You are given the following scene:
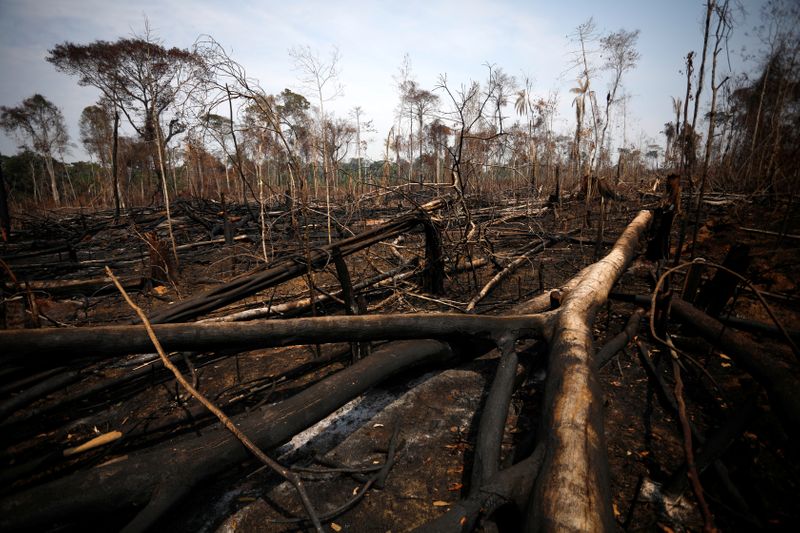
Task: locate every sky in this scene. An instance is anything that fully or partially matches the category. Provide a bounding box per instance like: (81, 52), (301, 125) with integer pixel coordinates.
(0, 0), (771, 162)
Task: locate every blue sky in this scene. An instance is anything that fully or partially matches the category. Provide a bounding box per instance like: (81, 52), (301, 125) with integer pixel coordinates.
(0, 0), (770, 161)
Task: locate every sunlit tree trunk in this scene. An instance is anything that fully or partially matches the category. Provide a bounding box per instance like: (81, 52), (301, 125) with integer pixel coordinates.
(44, 154), (60, 206)
(153, 112), (179, 271)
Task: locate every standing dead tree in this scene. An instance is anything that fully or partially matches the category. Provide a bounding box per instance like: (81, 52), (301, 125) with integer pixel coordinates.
(289, 45), (343, 244)
(595, 29), (640, 173)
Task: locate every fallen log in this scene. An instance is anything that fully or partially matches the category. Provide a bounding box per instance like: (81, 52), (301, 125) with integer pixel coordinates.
(415, 444), (545, 532)
(148, 198), (447, 323)
(739, 226), (800, 241)
(527, 209), (652, 532)
(205, 259), (419, 321)
(668, 297), (800, 438)
(466, 238), (555, 312)
(0, 208), (655, 532)
(0, 313), (548, 362)
(2, 276), (141, 297)
(596, 308), (645, 368)
(0, 339), (470, 532)
(470, 341), (520, 491)
(612, 292), (800, 440)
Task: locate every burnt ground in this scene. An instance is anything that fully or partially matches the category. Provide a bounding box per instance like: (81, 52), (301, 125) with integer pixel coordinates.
(1, 189), (799, 532)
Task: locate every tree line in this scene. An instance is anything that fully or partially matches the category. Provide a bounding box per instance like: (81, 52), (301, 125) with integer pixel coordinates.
(1, 1), (798, 216)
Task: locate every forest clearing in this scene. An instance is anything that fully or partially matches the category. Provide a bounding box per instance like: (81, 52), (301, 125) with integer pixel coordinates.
(1, 1), (799, 531)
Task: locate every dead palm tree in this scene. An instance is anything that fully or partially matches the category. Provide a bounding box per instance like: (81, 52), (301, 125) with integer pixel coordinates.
(671, 96), (682, 163)
(515, 83), (537, 188)
(571, 76), (590, 184)
(663, 121), (676, 165)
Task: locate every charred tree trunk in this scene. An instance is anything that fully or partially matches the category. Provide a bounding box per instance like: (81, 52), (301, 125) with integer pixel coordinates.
(0, 209), (656, 533)
(0, 314), (548, 362)
(0, 153), (11, 241)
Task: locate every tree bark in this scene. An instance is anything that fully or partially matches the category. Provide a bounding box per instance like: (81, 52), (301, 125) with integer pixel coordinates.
(0, 313), (548, 362)
(527, 210), (652, 532)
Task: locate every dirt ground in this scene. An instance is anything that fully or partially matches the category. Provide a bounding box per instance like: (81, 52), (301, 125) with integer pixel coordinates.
(1, 191), (799, 531)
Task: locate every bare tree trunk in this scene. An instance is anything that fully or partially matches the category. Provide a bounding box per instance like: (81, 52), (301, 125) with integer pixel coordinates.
(152, 118), (180, 271)
(30, 160), (38, 204)
(691, 1), (729, 258)
(112, 109), (121, 219)
(0, 153), (10, 239)
(407, 108), (414, 184)
(44, 154), (60, 206)
(748, 60), (770, 187)
(355, 108), (362, 192)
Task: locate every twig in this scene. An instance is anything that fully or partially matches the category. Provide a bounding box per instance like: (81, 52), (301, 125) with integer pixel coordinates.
(105, 266), (324, 532)
(271, 422), (403, 525)
(666, 333), (716, 533)
(465, 239), (550, 312)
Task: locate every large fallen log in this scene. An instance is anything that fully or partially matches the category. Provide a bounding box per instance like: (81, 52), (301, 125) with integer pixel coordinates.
(0, 313), (548, 362)
(610, 292), (800, 438)
(668, 297), (800, 438)
(526, 209), (652, 532)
